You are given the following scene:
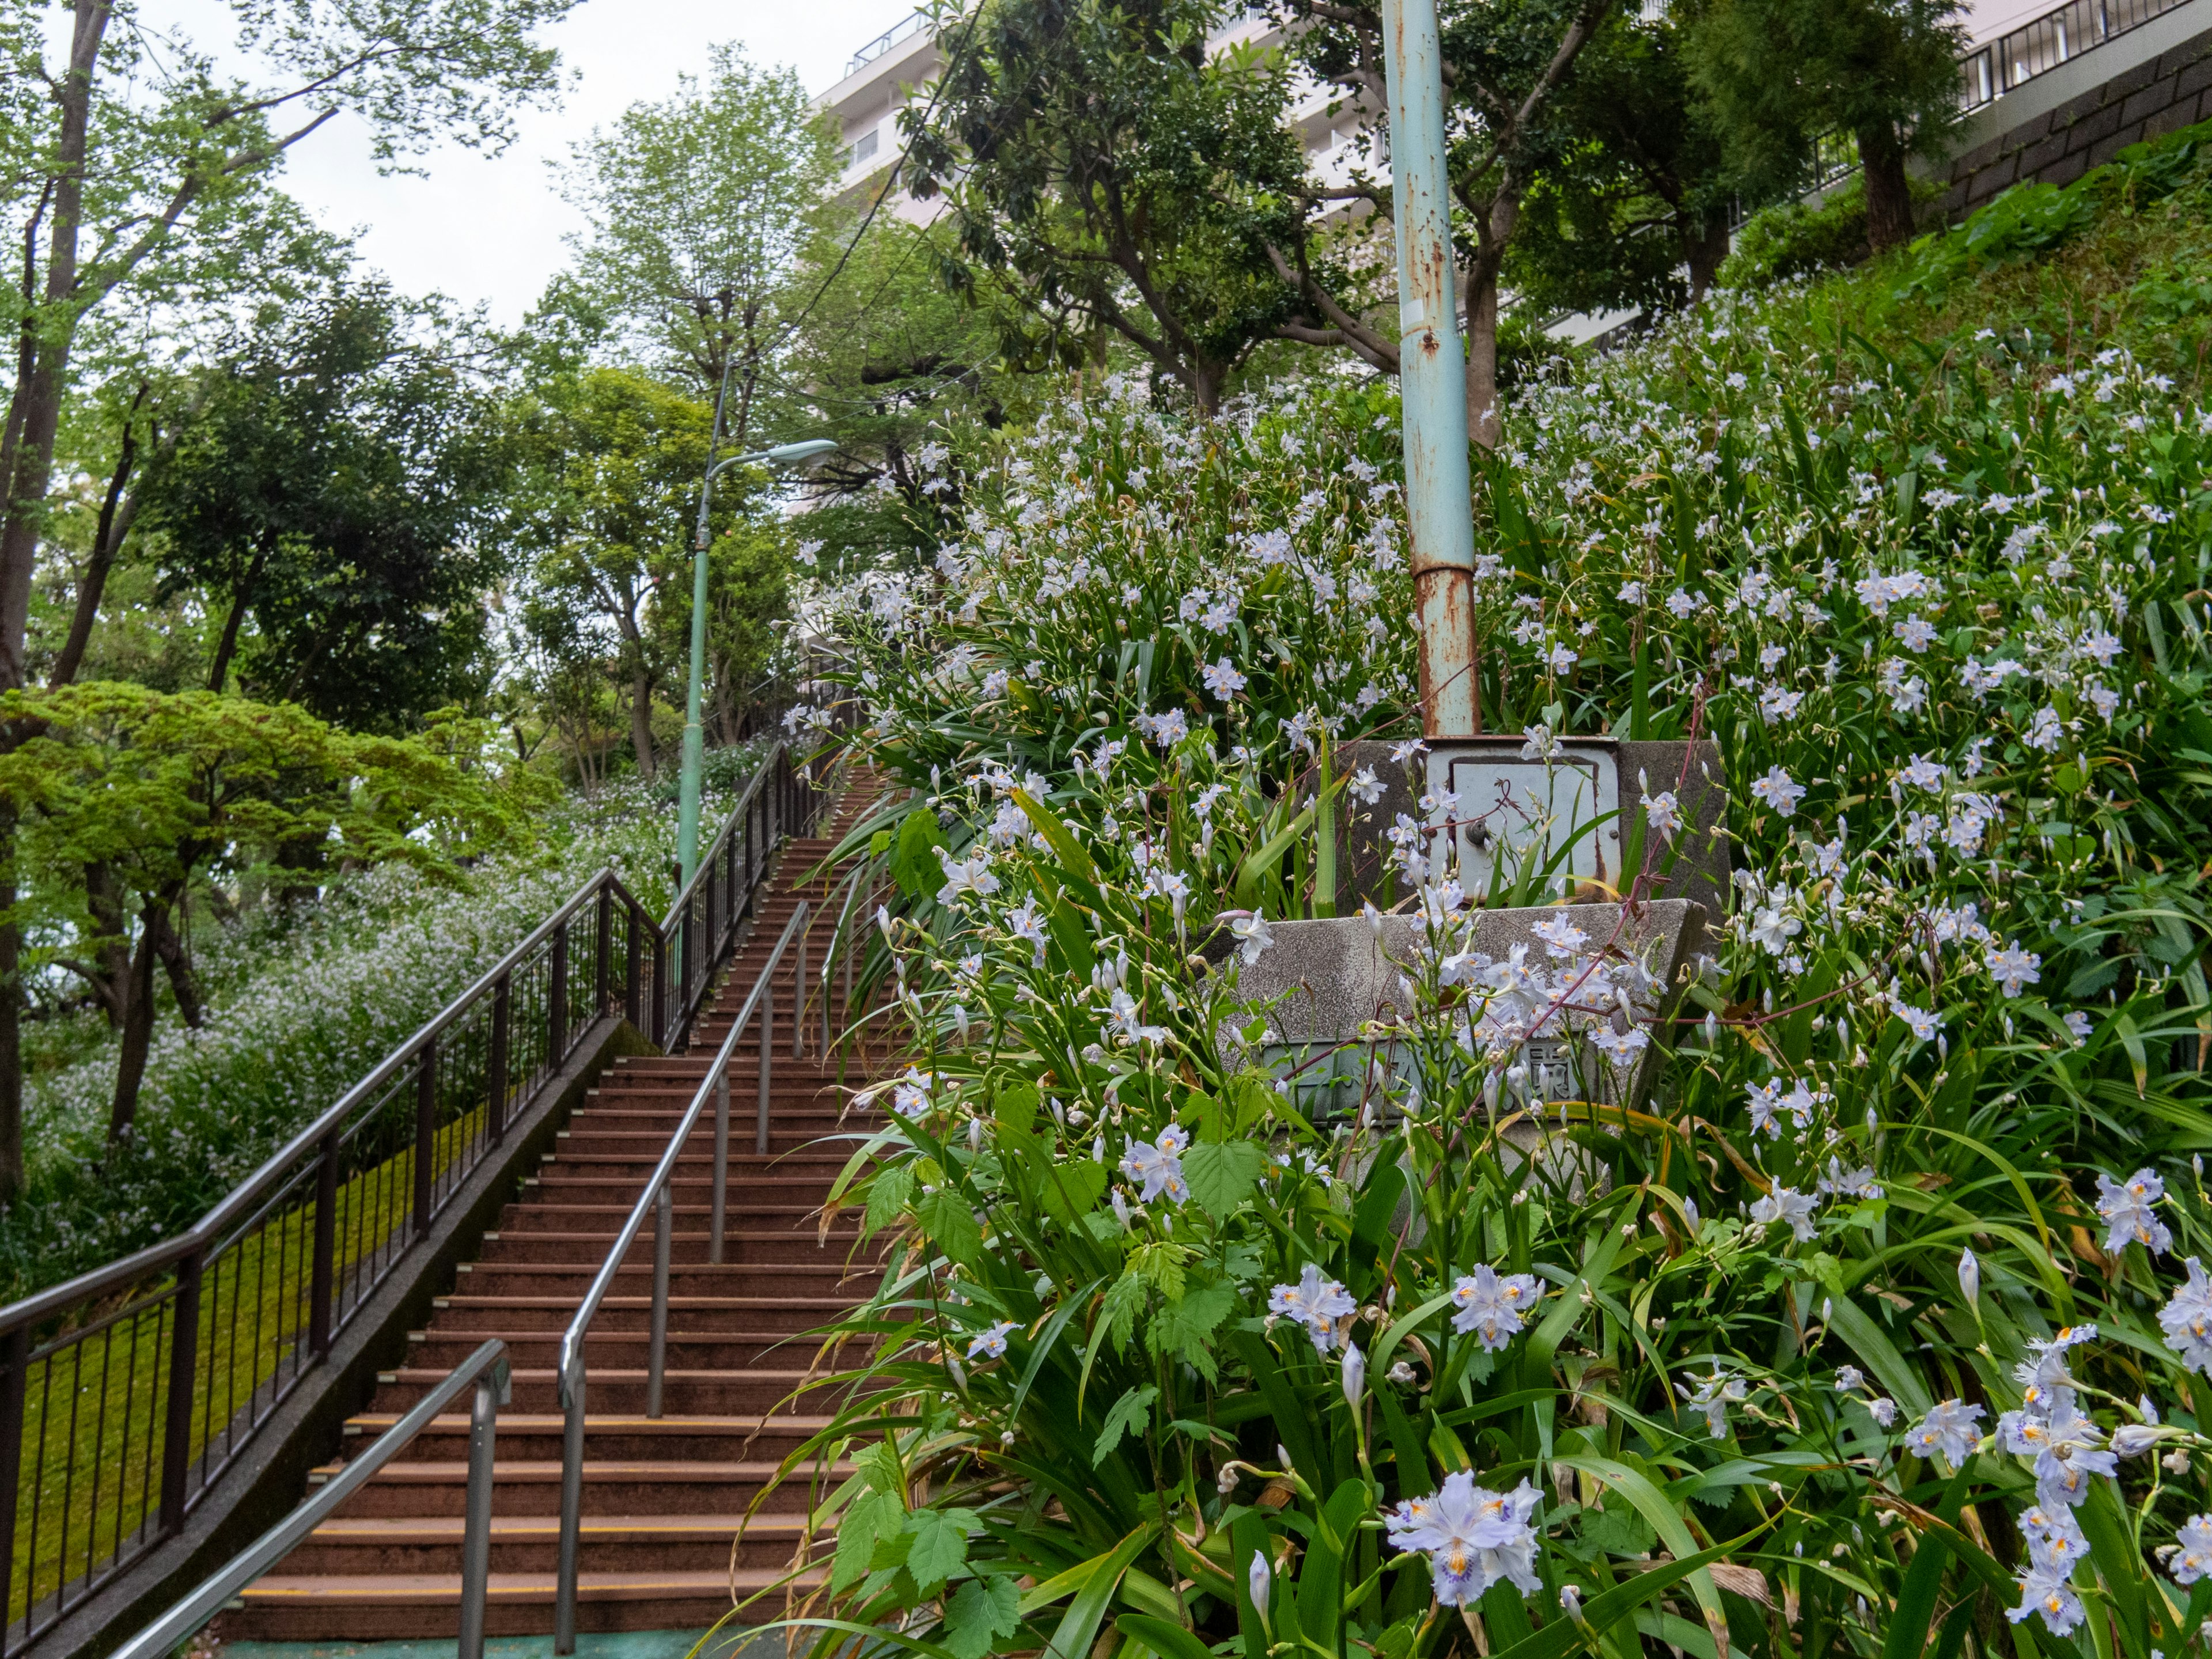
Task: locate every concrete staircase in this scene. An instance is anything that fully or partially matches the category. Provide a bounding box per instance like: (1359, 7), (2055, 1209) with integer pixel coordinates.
(222, 779), (893, 1641)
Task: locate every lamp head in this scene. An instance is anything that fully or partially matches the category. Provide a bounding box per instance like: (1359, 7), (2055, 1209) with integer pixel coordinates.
(765, 438), (839, 465)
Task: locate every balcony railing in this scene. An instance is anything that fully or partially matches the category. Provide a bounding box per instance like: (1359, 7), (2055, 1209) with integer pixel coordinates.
(1960, 0), (2194, 108)
(846, 10), (930, 78)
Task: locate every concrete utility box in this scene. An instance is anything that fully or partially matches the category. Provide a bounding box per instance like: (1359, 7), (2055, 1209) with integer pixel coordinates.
(1325, 737), (1729, 921)
(1213, 898), (1710, 1122)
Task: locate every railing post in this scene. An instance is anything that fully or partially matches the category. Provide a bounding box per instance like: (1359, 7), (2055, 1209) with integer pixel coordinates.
(457, 1362), (505, 1659)
(158, 1250), (204, 1535)
(704, 847), (719, 963)
(412, 1039), (438, 1236)
(724, 811), (738, 929)
(651, 929), (668, 1050)
(646, 1187), (672, 1419)
(756, 979), (774, 1157)
(681, 895), (699, 1031)
(0, 1323), (31, 1641)
(796, 926), (808, 1059)
(555, 1358), (585, 1655)
(594, 884), (612, 1014)
(487, 975), (512, 1143)
(550, 920), (571, 1060)
(309, 1126), (340, 1357)
(711, 1068), (730, 1266)
(625, 900), (643, 1031)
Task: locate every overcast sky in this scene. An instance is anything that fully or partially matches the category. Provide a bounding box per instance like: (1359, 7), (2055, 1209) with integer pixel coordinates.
(166, 0), (916, 328)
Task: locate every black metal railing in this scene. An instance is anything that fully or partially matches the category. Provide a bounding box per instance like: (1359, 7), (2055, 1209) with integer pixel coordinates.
(0, 739), (842, 1658)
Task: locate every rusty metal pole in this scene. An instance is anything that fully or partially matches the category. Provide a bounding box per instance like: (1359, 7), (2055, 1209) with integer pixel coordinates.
(1382, 0), (1480, 737)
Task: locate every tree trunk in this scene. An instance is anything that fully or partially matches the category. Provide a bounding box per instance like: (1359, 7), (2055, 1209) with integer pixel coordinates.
(1858, 122), (1916, 255)
(0, 829), (21, 1202)
(0, 2), (120, 1199)
(1685, 211), (1733, 304)
(106, 901), (162, 1147)
(207, 542), (269, 693)
(151, 903), (203, 1029)
(1191, 358), (1224, 418)
(1463, 271), (1501, 450)
(80, 859), (131, 1025)
(629, 671), (657, 779)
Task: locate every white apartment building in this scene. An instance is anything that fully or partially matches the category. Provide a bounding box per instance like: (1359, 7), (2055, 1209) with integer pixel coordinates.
(813, 7), (1374, 224)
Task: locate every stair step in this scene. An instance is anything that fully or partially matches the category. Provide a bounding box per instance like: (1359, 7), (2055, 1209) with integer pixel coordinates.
(230, 769), (895, 1642)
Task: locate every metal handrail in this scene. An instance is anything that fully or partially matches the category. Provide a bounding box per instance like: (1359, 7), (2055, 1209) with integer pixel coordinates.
(112, 1340), (512, 1659)
(552, 900), (815, 1655)
(0, 745), (815, 1659)
(0, 871), (652, 1333)
(659, 741), (787, 935)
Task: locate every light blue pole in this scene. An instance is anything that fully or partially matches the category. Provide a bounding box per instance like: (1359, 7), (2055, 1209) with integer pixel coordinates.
(1380, 0), (1480, 736)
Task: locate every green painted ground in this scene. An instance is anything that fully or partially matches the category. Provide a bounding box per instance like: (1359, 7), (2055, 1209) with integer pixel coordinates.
(218, 1628), (779, 1659)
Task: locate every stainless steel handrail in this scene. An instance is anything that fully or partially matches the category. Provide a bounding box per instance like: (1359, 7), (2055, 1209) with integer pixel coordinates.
(112, 1339), (512, 1659)
(551, 901), (815, 1654)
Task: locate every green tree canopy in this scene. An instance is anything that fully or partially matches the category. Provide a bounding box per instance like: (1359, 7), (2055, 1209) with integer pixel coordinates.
(507, 364), (787, 780)
(906, 0), (1340, 413)
(1683, 0), (1968, 251)
(0, 684), (545, 1143)
(559, 44), (839, 442)
(139, 279), (514, 730)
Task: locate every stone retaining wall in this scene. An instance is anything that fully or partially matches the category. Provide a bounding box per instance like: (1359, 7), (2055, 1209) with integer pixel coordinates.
(1943, 18), (2212, 214)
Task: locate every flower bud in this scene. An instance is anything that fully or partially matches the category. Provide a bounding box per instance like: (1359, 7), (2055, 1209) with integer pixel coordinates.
(1957, 1247), (1979, 1306)
(1342, 1342), (1366, 1407)
(1249, 1550), (1272, 1620)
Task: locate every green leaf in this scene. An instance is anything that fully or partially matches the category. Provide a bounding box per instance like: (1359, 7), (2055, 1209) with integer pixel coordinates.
(1183, 1140), (1266, 1221)
(865, 1162), (916, 1236)
(891, 808), (948, 902)
(916, 1187), (983, 1268)
(1093, 1384), (1160, 1464)
(945, 1574), (1023, 1659)
(1149, 1279), (1236, 1380)
(1041, 1524), (1158, 1659)
(1551, 1453), (1726, 1638)
(1821, 1290), (1933, 1417)
(1297, 1478), (1372, 1650)
(1114, 1614), (1218, 1659)
(834, 1488), (902, 1591)
(906, 1507), (977, 1594)
(1040, 1158), (1108, 1224)
(1488, 1542), (1737, 1659)
(1013, 787), (1095, 882)
(1099, 1272), (1148, 1353)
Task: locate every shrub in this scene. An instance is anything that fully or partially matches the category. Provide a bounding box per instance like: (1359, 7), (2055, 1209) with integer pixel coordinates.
(777, 240), (2212, 1659)
(1719, 178), (1880, 288)
(0, 757), (762, 1300)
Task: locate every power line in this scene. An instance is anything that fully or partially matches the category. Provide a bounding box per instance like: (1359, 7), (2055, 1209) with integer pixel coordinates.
(775, 2), (989, 348)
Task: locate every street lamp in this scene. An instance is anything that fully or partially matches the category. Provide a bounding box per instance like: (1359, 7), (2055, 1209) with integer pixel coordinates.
(677, 420), (838, 885)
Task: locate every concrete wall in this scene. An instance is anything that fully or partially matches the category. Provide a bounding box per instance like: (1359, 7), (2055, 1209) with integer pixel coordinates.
(1942, 0), (2212, 214)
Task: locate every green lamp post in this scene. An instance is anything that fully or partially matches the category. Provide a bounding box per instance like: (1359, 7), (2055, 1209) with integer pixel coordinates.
(677, 417), (837, 885)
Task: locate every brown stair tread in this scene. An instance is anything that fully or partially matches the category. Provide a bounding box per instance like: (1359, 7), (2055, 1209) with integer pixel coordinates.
(229, 771), (890, 1644)
(299, 1513), (806, 1541)
(345, 1412), (834, 1434)
(240, 1568), (816, 1604)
